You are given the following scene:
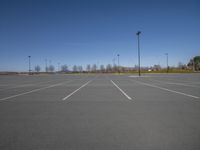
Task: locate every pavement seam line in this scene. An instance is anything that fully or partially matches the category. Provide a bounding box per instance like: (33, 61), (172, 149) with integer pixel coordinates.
(132, 80), (199, 99)
(62, 80), (92, 100)
(110, 80), (132, 100)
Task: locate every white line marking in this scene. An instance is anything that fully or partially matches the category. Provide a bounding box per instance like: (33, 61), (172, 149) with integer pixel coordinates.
(110, 80), (132, 100)
(0, 83), (63, 101)
(62, 80), (92, 100)
(0, 80), (62, 92)
(133, 80), (199, 99)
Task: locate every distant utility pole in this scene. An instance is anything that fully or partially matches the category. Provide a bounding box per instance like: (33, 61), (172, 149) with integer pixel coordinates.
(28, 56), (31, 75)
(117, 54), (120, 74)
(136, 31), (141, 76)
(165, 53), (169, 73)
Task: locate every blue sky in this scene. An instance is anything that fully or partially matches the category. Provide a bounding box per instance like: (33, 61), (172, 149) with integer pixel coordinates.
(0, 0), (199, 71)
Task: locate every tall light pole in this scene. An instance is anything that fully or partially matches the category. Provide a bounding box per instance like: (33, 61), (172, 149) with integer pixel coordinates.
(117, 54), (120, 74)
(28, 56), (31, 75)
(136, 31), (141, 76)
(165, 53), (169, 73)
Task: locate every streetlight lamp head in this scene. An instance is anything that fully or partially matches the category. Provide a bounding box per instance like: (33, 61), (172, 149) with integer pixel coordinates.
(136, 31), (141, 35)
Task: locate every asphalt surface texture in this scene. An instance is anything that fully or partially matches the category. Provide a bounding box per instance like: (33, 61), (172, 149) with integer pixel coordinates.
(0, 73), (200, 150)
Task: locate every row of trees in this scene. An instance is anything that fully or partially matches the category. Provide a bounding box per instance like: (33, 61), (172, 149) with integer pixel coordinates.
(33, 64), (119, 73)
(85, 64), (118, 73)
(33, 56), (200, 73)
(187, 56), (200, 71)
(62, 64), (119, 73)
(34, 65), (55, 72)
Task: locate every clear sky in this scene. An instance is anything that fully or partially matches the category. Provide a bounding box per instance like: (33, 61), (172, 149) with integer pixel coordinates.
(0, 0), (199, 71)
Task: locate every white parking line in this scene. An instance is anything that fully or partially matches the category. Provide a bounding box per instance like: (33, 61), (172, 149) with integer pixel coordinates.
(0, 80), (57, 92)
(110, 80), (132, 100)
(0, 83), (63, 101)
(133, 80), (199, 99)
(0, 78), (81, 101)
(62, 80), (92, 100)
(0, 75), (89, 92)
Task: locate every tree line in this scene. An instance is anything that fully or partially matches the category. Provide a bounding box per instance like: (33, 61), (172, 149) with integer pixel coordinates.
(33, 64), (119, 73)
(33, 56), (200, 73)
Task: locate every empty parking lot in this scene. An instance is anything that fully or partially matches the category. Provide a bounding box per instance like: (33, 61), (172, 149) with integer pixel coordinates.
(0, 73), (200, 150)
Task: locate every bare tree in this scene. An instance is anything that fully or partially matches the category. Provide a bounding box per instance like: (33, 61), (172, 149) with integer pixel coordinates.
(35, 65), (41, 72)
(153, 64), (161, 71)
(61, 65), (68, 72)
(86, 64), (91, 72)
(73, 65), (77, 72)
(112, 64), (117, 72)
(48, 65), (55, 72)
(121, 67), (126, 72)
(92, 64), (97, 72)
(106, 64), (112, 72)
(45, 66), (48, 72)
(78, 66), (83, 73)
(100, 65), (105, 73)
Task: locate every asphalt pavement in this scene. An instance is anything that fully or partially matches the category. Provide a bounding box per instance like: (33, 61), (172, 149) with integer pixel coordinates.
(0, 73), (200, 150)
